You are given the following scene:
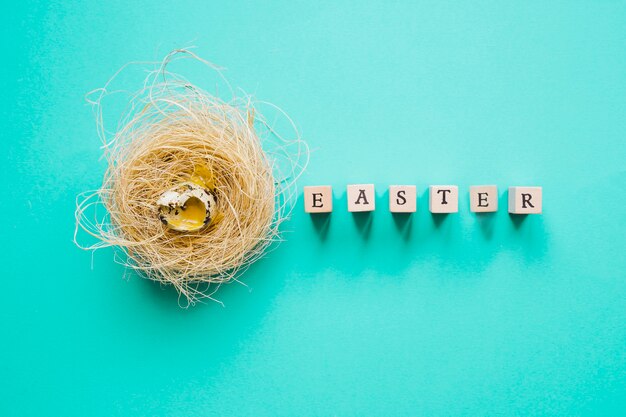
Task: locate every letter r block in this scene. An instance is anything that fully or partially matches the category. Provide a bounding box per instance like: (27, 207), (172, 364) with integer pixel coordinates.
(429, 185), (458, 213)
(508, 186), (542, 214)
(347, 184), (375, 212)
(389, 185), (416, 213)
(304, 185), (333, 213)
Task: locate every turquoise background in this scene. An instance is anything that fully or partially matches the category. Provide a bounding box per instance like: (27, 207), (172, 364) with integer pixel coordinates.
(2, 1), (626, 416)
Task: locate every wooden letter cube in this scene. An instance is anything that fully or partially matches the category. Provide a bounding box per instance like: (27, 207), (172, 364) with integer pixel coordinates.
(508, 186), (542, 214)
(304, 185), (332, 213)
(389, 185), (416, 213)
(470, 185), (498, 213)
(429, 185), (458, 213)
(347, 184), (375, 212)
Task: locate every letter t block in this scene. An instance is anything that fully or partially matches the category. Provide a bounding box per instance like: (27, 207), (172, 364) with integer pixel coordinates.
(429, 185), (458, 213)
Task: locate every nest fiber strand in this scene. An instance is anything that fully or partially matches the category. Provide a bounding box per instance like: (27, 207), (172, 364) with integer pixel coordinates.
(75, 50), (307, 304)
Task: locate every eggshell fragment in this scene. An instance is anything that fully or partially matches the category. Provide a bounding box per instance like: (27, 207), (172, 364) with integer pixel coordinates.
(157, 182), (216, 232)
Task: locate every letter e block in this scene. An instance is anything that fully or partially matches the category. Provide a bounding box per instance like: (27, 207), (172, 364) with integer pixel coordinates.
(304, 185), (332, 213)
(389, 185), (416, 213)
(347, 184), (375, 212)
(429, 185), (458, 213)
(470, 185), (498, 213)
(509, 186), (542, 214)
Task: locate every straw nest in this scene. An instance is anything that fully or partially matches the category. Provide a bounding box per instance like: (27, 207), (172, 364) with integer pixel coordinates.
(75, 50), (307, 304)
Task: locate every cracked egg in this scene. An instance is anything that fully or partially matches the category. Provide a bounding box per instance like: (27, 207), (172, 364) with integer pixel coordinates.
(157, 182), (216, 232)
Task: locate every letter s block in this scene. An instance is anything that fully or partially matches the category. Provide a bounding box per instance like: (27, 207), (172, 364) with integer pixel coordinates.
(508, 186), (542, 214)
(304, 185), (333, 213)
(389, 185), (417, 213)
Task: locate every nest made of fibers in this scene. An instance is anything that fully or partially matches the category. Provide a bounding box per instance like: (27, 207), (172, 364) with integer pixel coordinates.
(75, 50), (308, 305)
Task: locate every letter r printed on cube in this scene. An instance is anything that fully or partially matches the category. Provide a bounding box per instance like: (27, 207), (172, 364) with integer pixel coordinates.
(508, 186), (542, 214)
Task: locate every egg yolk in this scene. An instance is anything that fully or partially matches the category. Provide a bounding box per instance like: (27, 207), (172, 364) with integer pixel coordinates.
(164, 197), (207, 231)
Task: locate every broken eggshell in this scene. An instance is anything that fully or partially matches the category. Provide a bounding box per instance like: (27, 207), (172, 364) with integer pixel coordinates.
(156, 182), (216, 232)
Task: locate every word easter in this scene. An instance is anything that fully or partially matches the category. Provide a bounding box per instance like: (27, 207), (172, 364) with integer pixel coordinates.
(304, 185), (542, 214)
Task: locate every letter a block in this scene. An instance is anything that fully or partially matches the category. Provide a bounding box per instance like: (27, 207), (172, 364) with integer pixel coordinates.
(304, 185), (333, 213)
(347, 184), (375, 212)
(429, 185), (458, 213)
(389, 185), (416, 213)
(470, 185), (498, 213)
(509, 186), (542, 214)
